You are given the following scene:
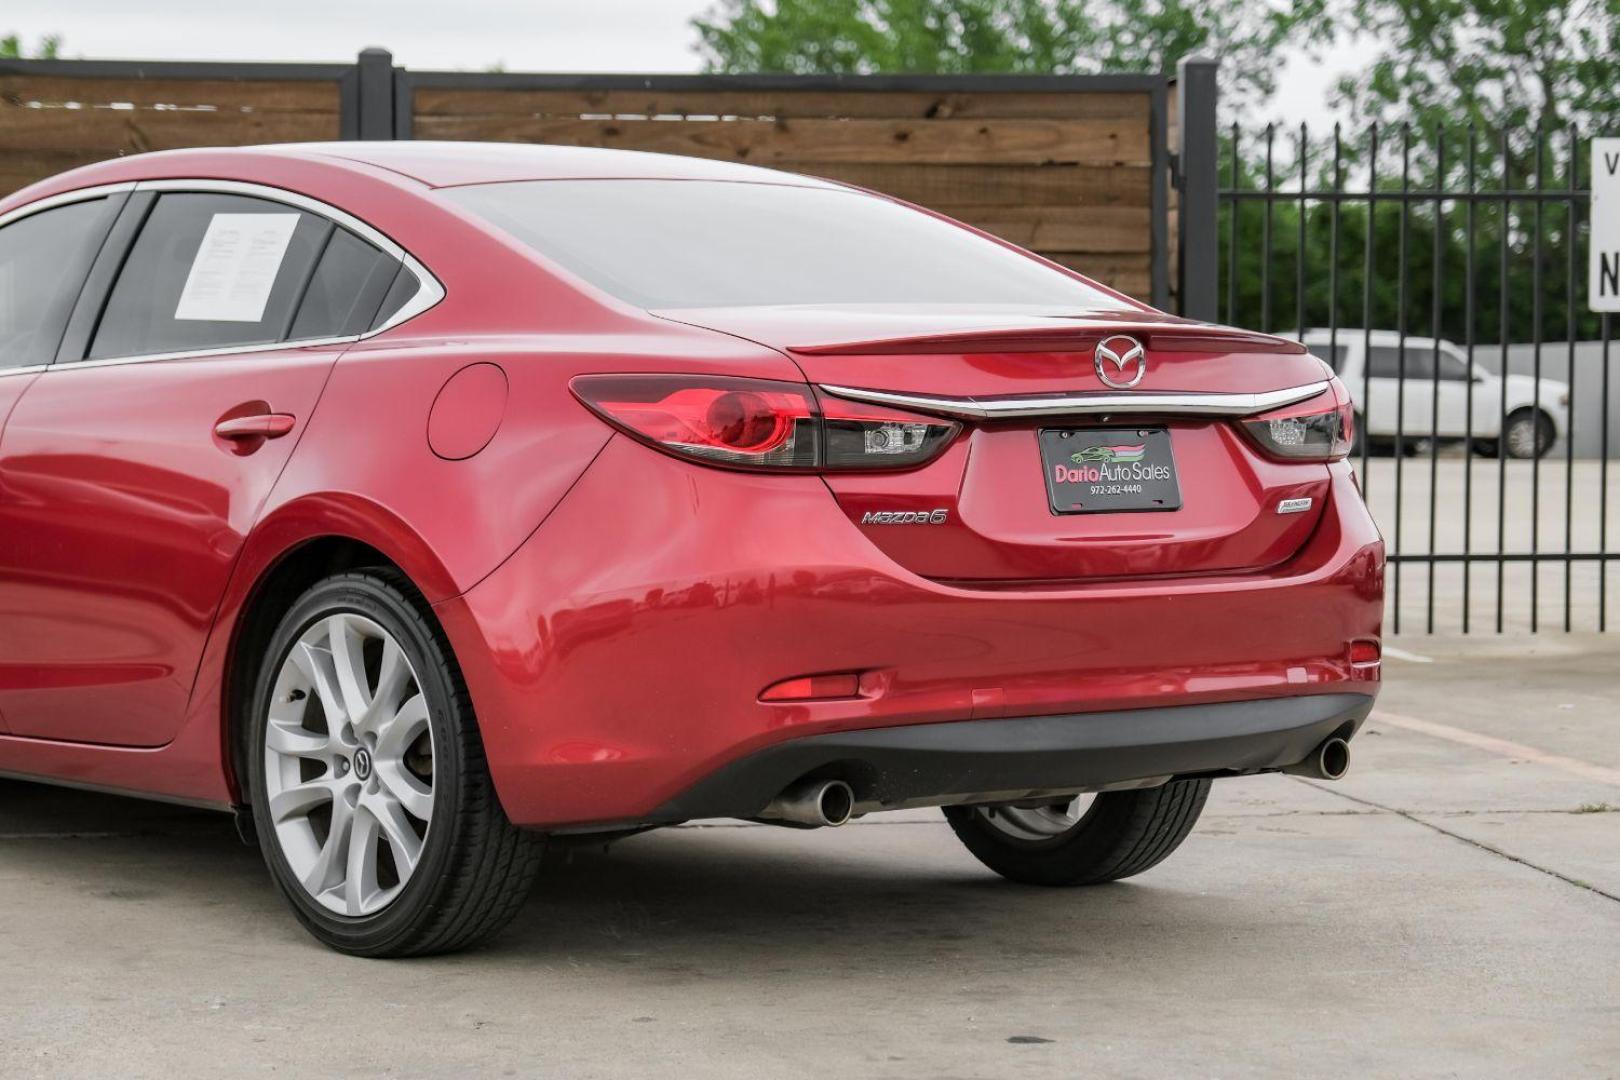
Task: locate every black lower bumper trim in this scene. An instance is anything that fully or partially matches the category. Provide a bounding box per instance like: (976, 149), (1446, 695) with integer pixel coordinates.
(650, 693), (1374, 823)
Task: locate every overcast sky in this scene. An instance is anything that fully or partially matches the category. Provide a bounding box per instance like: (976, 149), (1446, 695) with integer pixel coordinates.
(9, 0), (1355, 129)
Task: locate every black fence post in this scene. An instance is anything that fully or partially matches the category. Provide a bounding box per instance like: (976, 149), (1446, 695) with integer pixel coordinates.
(1176, 56), (1219, 322)
(393, 65), (414, 140)
(338, 64), (360, 140)
(353, 47), (396, 140)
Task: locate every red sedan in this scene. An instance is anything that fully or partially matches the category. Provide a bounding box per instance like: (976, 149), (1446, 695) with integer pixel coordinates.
(0, 142), (1383, 955)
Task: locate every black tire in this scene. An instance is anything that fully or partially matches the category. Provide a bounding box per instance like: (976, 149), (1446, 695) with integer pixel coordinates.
(943, 779), (1211, 886)
(1502, 408), (1555, 459)
(247, 568), (542, 957)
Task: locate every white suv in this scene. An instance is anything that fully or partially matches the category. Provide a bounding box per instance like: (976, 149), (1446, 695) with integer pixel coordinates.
(1300, 330), (1569, 459)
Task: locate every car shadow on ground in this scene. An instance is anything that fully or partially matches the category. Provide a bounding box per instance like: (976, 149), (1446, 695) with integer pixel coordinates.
(0, 779), (1227, 966)
(511, 823), (1234, 970)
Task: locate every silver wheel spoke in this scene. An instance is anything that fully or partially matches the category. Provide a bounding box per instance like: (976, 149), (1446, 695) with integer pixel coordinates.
(263, 611), (436, 917)
(303, 796), (355, 899)
(365, 636), (411, 733)
(268, 778), (334, 824)
(327, 614), (374, 722)
(376, 694), (429, 759)
(290, 640), (347, 728)
(373, 694), (433, 819)
(365, 793), (424, 875)
(344, 807), (383, 916)
(265, 719), (328, 759)
(375, 762), (434, 821)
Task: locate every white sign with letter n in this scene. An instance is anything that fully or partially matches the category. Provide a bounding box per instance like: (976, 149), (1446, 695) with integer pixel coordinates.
(1594, 138), (1620, 312)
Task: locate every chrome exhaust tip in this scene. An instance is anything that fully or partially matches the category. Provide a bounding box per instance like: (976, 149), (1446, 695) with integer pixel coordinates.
(759, 779), (856, 827)
(1282, 737), (1352, 781)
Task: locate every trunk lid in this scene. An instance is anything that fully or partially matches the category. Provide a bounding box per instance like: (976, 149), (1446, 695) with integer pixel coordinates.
(659, 305), (1336, 583)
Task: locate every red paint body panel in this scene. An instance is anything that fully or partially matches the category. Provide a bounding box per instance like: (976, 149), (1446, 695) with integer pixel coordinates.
(824, 422), (1329, 582)
(445, 439), (1382, 827)
(0, 144), (1383, 824)
(0, 348), (340, 746)
(427, 363), (509, 460)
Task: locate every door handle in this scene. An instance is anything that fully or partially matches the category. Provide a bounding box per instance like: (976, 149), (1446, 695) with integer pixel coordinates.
(214, 413), (297, 440)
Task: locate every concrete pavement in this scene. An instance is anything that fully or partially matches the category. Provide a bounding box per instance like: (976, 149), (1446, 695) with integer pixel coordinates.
(2, 635), (1618, 1078)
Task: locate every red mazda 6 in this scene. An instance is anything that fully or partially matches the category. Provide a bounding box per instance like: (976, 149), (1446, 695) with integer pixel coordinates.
(0, 142), (1383, 955)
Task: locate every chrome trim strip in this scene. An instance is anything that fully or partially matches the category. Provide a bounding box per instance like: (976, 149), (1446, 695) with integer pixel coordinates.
(51, 336), (362, 373)
(136, 178), (405, 257)
(0, 183), (137, 231)
(817, 381), (1331, 421)
(0, 364), (50, 378)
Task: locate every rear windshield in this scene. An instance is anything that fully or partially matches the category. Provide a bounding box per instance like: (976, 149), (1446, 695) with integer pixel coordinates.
(441, 179), (1120, 310)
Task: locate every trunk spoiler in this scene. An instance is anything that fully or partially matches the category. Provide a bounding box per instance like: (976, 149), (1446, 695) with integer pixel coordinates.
(790, 324), (1306, 357)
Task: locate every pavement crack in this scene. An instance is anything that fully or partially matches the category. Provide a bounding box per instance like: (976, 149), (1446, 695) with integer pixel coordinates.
(1294, 779), (1620, 906)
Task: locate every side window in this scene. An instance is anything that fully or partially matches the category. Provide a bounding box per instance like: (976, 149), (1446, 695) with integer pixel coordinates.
(1436, 349), (1472, 381)
(368, 267), (418, 332)
(1367, 346), (1434, 380)
(289, 228), (402, 340)
(1305, 343), (1347, 372)
(88, 193), (326, 361)
(0, 198), (113, 370)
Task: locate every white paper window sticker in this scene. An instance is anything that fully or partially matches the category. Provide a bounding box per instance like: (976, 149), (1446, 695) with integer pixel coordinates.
(174, 213), (300, 323)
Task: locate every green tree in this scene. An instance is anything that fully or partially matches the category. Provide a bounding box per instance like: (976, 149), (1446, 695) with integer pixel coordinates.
(1332, 0), (1620, 142)
(0, 33), (61, 59)
(692, 0), (1329, 110)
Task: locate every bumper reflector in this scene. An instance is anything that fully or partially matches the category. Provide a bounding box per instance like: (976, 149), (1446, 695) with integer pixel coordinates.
(1348, 640), (1381, 665)
(760, 673), (863, 702)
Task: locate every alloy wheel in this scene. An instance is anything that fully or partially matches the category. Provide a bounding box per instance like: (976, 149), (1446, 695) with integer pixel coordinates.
(976, 794), (1098, 842)
(1505, 415), (1545, 459)
(262, 613), (436, 917)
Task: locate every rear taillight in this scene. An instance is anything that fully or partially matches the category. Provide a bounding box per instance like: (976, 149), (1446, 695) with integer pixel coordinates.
(571, 375), (958, 472)
(1241, 378), (1355, 461)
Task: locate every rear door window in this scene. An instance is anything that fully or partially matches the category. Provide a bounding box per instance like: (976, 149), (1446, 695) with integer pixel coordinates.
(1435, 349), (1472, 381)
(1367, 346), (1434, 380)
(0, 198), (114, 369)
(88, 193), (327, 361)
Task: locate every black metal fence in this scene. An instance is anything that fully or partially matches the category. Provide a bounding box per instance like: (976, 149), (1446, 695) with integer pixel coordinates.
(1218, 123), (1617, 633)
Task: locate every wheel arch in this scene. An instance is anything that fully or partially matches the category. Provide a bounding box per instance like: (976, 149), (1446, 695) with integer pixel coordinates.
(217, 495), (468, 805)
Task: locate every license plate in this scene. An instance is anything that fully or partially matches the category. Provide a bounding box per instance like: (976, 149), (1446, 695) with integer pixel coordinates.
(1039, 428), (1182, 514)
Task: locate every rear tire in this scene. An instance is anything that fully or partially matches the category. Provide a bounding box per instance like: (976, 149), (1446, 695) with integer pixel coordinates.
(1502, 408), (1555, 459)
(247, 569), (542, 956)
(943, 780), (1211, 886)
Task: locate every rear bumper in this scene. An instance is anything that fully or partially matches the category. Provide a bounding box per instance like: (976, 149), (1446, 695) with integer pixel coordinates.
(436, 436), (1384, 830)
(649, 692), (1374, 823)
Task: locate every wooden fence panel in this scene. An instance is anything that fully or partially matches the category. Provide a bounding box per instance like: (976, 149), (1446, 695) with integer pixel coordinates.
(0, 66), (344, 197)
(412, 87), (1151, 121)
(0, 56), (1182, 304)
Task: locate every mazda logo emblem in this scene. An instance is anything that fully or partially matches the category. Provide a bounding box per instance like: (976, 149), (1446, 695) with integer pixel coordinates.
(1094, 335), (1147, 389)
(353, 748), (373, 781)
